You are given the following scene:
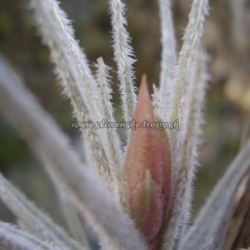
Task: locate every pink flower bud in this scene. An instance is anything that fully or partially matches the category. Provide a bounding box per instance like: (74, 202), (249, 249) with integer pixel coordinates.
(124, 75), (172, 247)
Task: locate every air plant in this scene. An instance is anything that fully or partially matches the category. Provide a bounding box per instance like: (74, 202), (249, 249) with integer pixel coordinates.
(0, 0), (249, 250)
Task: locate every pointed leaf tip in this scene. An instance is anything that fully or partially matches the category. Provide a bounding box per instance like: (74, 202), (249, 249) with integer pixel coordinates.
(123, 75), (172, 247)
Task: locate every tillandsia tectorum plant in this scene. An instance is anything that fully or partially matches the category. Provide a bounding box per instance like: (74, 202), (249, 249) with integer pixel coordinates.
(0, 0), (250, 250)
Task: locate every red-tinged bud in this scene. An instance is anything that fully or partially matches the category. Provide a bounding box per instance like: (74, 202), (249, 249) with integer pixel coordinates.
(123, 75), (172, 247)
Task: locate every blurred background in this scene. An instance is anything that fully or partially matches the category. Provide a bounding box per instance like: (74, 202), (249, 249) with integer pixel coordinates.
(0, 0), (249, 242)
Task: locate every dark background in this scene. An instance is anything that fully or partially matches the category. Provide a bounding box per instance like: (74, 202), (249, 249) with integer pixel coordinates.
(0, 0), (249, 235)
